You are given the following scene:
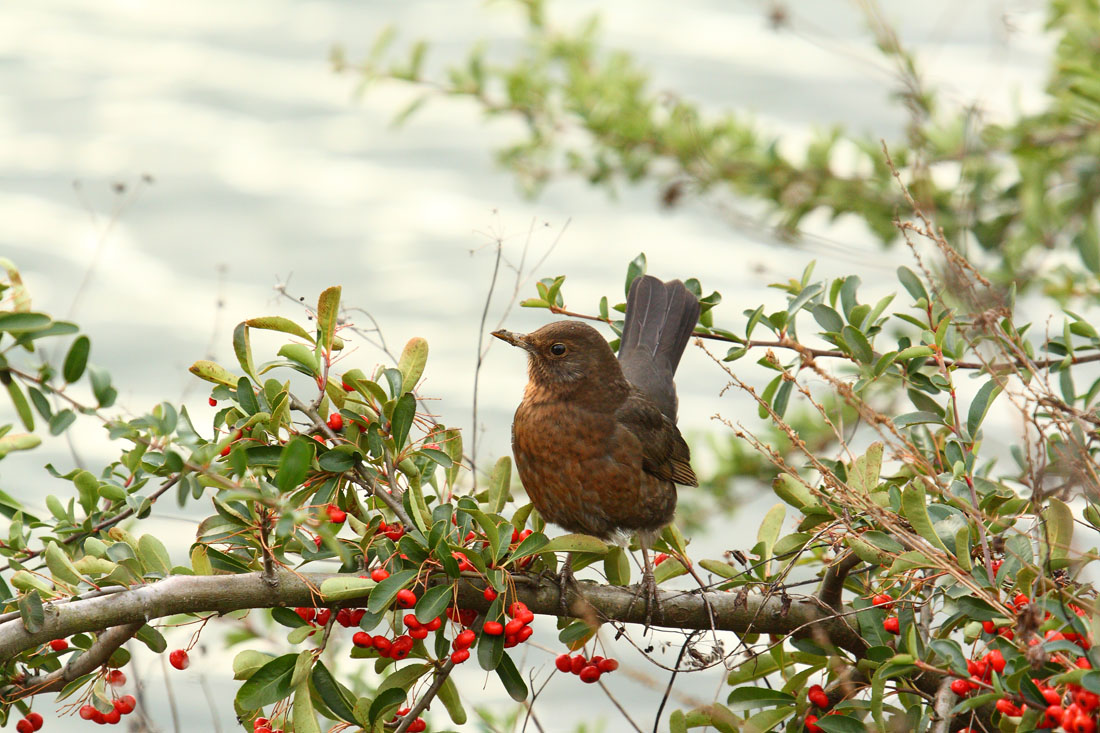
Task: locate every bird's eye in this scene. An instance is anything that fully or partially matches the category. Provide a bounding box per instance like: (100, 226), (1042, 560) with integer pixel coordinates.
(550, 343), (567, 356)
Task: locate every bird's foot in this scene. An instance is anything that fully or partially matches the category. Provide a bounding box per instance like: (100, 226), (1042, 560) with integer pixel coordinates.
(557, 555), (579, 616)
(628, 568), (660, 631)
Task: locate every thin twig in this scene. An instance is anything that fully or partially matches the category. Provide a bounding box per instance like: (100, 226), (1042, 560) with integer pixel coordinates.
(394, 660), (455, 733)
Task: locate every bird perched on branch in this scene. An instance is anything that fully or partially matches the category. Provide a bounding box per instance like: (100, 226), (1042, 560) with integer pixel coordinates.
(492, 275), (700, 623)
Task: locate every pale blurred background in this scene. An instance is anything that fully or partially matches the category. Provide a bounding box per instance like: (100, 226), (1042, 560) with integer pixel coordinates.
(1, 0), (1048, 729)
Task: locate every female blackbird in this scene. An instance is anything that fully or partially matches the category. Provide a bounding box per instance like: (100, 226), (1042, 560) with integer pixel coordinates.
(492, 275), (699, 621)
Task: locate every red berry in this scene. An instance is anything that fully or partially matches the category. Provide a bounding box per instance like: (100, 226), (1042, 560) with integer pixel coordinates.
(104, 708), (121, 724)
(982, 620), (995, 634)
(508, 601), (529, 618)
(987, 649), (1006, 674)
(396, 589), (417, 609)
(1043, 687), (1063, 705)
(483, 587), (498, 602)
(80, 705), (97, 720)
(49, 638), (68, 651)
(115, 695), (136, 715)
(570, 655), (586, 675)
(805, 714), (823, 733)
(808, 683), (829, 708)
(326, 504), (346, 523)
(597, 657), (619, 673)
(409, 719), (427, 733)
(1080, 657), (1094, 669)
(950, 679), (971, 696)
(555, 653), (573, 672)
(255, 729), (273, 733)
(517, 625), (534, 643)
(390, 635), (414, 660)
(409, 627), (429, 640)
(404, 613), (422, 629)
(16, 719), (33, 733)
(482, 621), (504, 636)
(654, 553), (669, 565)
(578, 665), (601, 683)
(209, 397), (218, 406)
(883, 616), (900, 634)
(425, 616), (442, 631)
(370, 568), (390, 582)
(1047, 705), (1065, 724)
(372, 636), (392, 654)
(454, 629), (476, 649)
(352, 631), (372, 648)
(995, 697), (1021, 716)
(220, 443), (232, 457)
(254, 719), (270, 730)
(450, 649), (471, 664)
(295, 607), (316, 624)
(341, 380), (354, 392)
(25, 712), (43, 730)
(505, 618), (526, 636)
(315, 608), (331, 626)
(169, 649), (190, 670)
(871, 593), (893, 609)
(106, 669), (126, 686)
(1013, 592), (1030, 608)
(327, 413), (343, 431)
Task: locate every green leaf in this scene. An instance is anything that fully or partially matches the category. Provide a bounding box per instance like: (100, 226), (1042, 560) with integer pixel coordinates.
(494, 651), (528, 701)
(726, 686), (795, 711)
(311, 661), (358, 724)
(604, 545), (630, 586)
(48, 409), (76, 435)
(816, 713), (867, 732)
(62, 335), (90, 383)
(508, 531), (548, 564)
(316, 286), (341, 351)
(18, 589), (44, 633)
(236, 654), (297, 710)
(896, 267), (928, 301)
(542, 534), (608, 554)
(390, 392), (416, 449)
(7, 381), (33, 431)
(811, 303), (843, 333)
(894, 411), (944, 428)
(246, 316), (313, 342)
(319, 576), (375, 602)
(625, 252), (647, 295)
(232, 323), (256, 379)
(137, 534), (172, 576)
(134, 624), (167, 653)
(415, 583), (453, 624)
(900, 482), (949, 553)
(367, 688), (407, 725)
(756, 503), (784, 570)
(45, 541), (84, 586)
(188, 360), (238, 387)
(841, 325), (874, 363)
(966, 378), (1002, 438)
(1043, 497), (1074, 568)
(367, 569), (417, 614)
(488, 455), (511, 514)
(275, 437), (315, 492)
(848, 442), (883, 492)
(0, 312), (51, 333)
(397, 337), (429, 394)
(292, 679), (322, 733)
(277, 344), (320, 375)
(437, 675), (467, 725)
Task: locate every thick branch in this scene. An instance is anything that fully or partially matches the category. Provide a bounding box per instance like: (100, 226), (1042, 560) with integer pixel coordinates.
(0, 572), (868, 672)
(6, 621), (143, 700)
(819, 551), (862, 610)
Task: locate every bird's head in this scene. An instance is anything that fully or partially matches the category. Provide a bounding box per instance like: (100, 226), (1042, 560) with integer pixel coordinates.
(492, 321), (624, 393)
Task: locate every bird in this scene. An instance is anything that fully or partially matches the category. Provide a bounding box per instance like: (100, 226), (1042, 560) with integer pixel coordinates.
(492, 275), (700, 623)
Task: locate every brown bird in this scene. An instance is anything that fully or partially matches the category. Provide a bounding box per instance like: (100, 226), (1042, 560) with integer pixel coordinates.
(492, 275), (700, 621)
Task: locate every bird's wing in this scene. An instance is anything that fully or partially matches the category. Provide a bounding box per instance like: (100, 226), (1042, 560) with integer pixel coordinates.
(615, 390), (698, 487)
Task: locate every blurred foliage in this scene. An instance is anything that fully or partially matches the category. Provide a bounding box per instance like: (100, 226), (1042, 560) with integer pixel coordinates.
(338, 0), (1100, 299)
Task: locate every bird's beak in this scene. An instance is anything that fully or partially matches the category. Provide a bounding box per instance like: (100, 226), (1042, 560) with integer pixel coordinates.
(491, 329), (529, 350)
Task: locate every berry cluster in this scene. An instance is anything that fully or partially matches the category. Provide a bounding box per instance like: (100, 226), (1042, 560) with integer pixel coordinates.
(294, 606), (367, 628)
(325, 503), (346, 523)
(77, 695), (136, 726)
(352, 631), (416, 660)
(482, 602), (535, 649)
(449, 629), (476, 664)
(14, 712), (43, 732)
(554, 652), (620, 683)
(804, 684), (838, 731)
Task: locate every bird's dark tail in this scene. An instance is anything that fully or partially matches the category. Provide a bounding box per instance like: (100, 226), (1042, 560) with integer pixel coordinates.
(617, 275), (700, 421)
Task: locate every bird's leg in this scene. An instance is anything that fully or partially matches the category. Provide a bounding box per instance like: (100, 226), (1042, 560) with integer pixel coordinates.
(557, 551), (579, 616)
(640, 544), (659, 630)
